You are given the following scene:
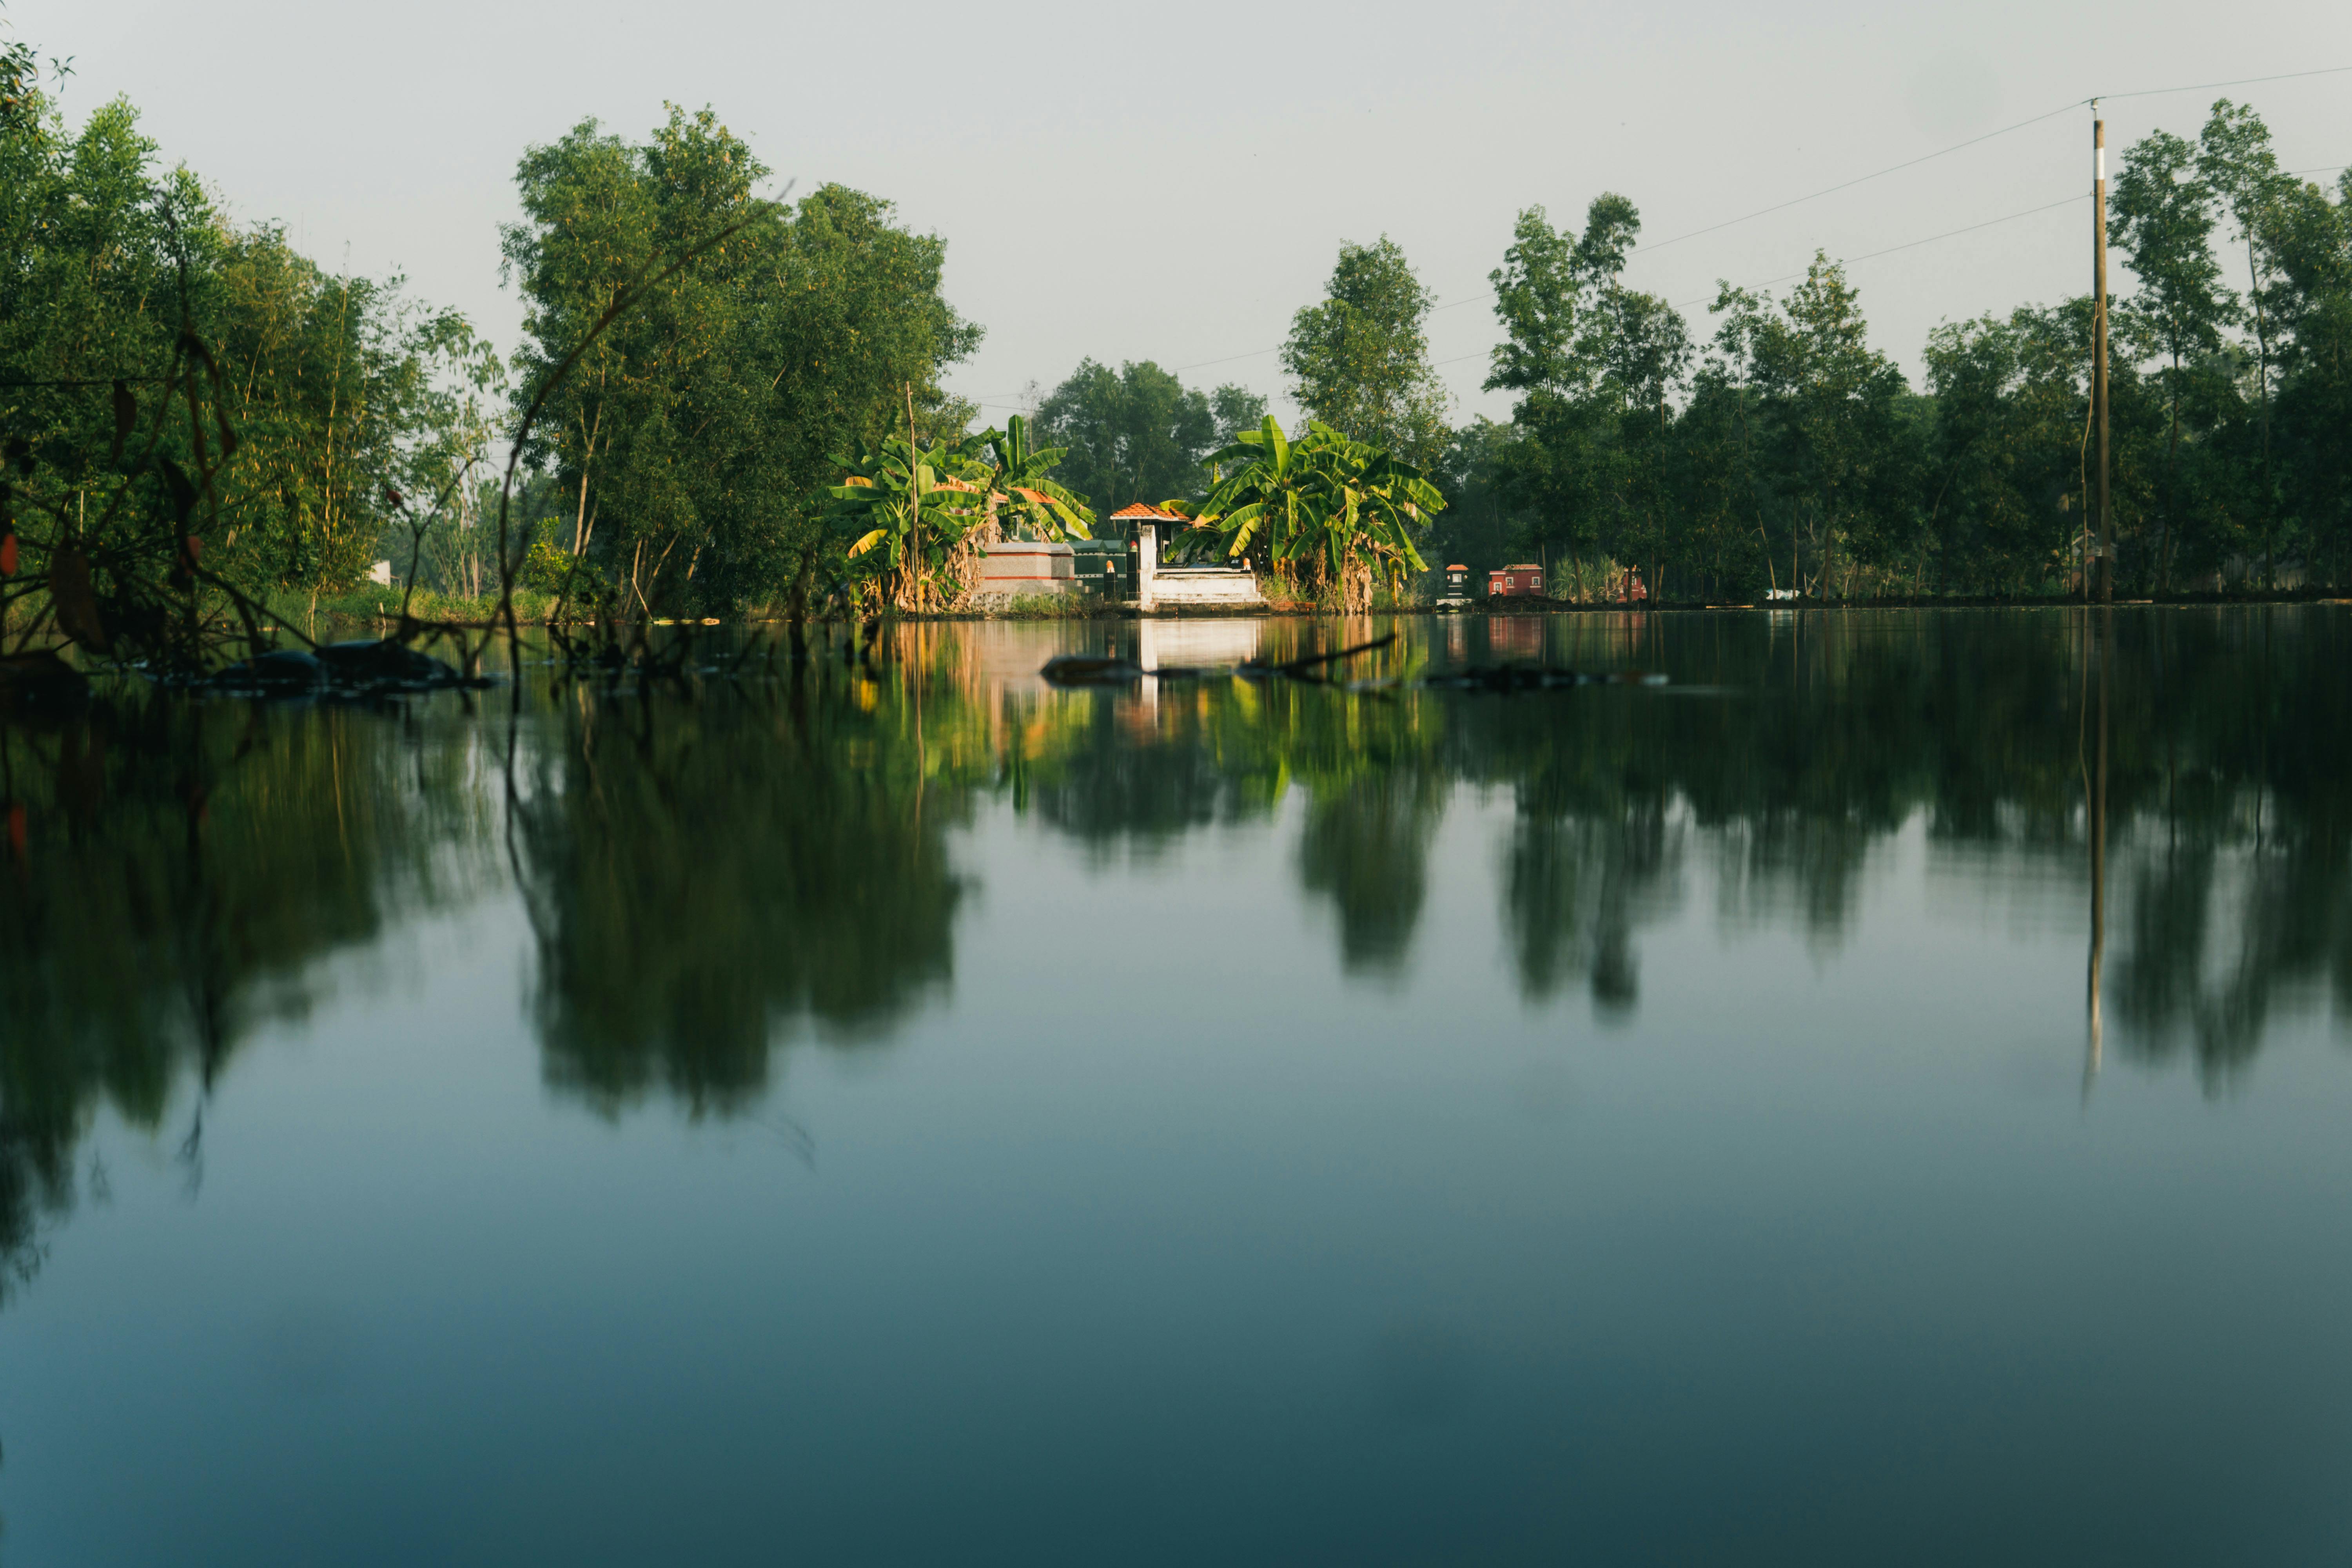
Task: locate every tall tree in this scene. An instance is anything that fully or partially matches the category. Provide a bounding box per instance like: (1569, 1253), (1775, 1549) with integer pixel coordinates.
(1486, 196), (1691, 587)
(1711, 255), (1913, 599)
(1282, 236), (1449, 467)
(2112, 129), (2234, 592)
(503, 108), (978, 615)
(1423, 418), (1529, 589)
(2261, 170), (2352, 580)
(2198, 98), (2294, 586)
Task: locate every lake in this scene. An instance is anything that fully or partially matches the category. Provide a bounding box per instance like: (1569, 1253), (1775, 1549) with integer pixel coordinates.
(4, 606), (2349, 1565)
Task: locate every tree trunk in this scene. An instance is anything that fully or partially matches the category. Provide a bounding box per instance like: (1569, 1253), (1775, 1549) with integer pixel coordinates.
(788, 558), (810, 663)
(2161, 362), (2181, 597)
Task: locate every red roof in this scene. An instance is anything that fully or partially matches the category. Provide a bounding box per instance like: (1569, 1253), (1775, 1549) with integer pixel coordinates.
(1109, 503), (1191, 522)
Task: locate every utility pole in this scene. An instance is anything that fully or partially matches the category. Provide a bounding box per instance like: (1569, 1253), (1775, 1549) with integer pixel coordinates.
(2092, 104), (2112, 604)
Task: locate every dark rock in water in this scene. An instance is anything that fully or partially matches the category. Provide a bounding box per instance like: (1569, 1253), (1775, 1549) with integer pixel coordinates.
(318, 639), (465, 688)
(217, 650), (327, 692)
(1418, 664), (1593, 692)
(1041, 655), (1145, 685)
(0, 652), (91, 715)
(1416, 665), (1666, 692)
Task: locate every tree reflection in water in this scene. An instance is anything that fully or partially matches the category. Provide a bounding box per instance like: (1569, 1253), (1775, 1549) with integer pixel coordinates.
(0, 691), (494, 1293)
(4, 607), (2350, 1289)
(512, 664), (967, 1114)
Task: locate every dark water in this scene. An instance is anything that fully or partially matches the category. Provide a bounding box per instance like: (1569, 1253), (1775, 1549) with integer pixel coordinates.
(4, 608), (2351, 1565)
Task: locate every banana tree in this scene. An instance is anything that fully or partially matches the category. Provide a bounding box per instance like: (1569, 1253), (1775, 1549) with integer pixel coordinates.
(1197, 414), (1315, 570)
(1301, 428), (1443, 608)
(1196, 417), (1443, 610)
(975, 415), (1095, 542)
(824, 436), (993, 611)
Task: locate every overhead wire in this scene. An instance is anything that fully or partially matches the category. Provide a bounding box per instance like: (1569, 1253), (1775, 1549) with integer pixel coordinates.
(2097, 63), (2352, 102)
(958, 64), (2352, 401)
(1424, 166), (2340, 379)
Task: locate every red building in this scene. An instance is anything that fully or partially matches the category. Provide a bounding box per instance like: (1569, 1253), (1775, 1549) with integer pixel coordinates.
(1488, 563), (1544, 597)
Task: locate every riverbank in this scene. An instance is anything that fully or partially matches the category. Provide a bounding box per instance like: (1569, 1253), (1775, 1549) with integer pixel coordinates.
(225, 582), (2352, 636)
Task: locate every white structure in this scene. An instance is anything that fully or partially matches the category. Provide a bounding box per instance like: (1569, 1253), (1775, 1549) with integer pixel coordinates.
(1135, 618), (1263, 671)
(1114, 503), (1265, 612)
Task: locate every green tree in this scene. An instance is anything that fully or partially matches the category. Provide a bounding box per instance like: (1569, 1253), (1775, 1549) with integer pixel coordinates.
(0, 59), (488, 637)
(2112, 129), (2234, 592)
(2261, 169), (2352, 580)
(1711, 254), (1914, 599)
(824, 427), (993, 611)
(1924, 307), (2090, 592)
(1423, 418), (1530, 589)
(1485, 197), (1692, 588)
(1198, 415), (1441, 609)
(502, 108), (979, 617)
(973, 414), (1093, 541)
(1031, 359), (1258, 519)
(2198, 98), (2296, 586)
(1282, 236), (1449, 467)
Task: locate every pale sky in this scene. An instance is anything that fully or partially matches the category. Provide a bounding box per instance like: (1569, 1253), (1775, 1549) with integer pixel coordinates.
(17, 0), (2351, 428)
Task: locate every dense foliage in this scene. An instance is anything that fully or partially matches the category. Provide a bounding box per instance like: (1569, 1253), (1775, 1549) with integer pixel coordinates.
(1423, 102), (2352, 600)
(500, 107), (982, 618)
(1029, 359), (1264, 520)
(1187, 416), (1445, 610)
(0, 58), (499, 645)
(4, 29), (2343, 624)
(1281, 236), (1451, 469)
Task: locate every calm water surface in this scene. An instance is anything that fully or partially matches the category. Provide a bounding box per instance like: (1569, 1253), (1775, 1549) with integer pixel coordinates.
(5, 608), (2351, 1565)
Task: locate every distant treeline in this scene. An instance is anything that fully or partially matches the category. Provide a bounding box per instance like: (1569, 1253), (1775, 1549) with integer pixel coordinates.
(947, 101), (2350, 603)
(1428, 101), (2350, 601)
(6, 19), (2343, 612)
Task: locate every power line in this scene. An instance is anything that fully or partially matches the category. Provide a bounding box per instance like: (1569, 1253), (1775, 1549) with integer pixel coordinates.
(1668, 191), (2091, 309)
(1626, 64), (2348, 257)
(956, 65), (2352, 400)
(1638, 101), (2084, 256)
(1171, 345), (1282, 374)
(1421, 164), (2343, 381)
(1214, 192), (2096, 382)
(2099, 63), (2352, 102)
(1423, 194), (2091, 373)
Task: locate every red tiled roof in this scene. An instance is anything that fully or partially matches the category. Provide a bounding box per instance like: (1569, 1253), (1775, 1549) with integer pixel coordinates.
(1109, 503), (1191, 521)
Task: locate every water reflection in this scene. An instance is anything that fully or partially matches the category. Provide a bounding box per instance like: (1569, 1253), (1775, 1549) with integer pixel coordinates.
(514, 667), (967, 1113)
(0, 694), (492, 1291)
(4, 608), (2350, 1288)
(2087, 610), (2109, 1092)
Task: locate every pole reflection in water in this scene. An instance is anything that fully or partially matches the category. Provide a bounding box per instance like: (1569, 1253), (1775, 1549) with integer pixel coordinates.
(2086, 607), (2110, 1096)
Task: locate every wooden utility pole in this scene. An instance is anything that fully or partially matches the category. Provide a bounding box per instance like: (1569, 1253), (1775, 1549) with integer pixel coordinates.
(2092, 106), (2112, 603)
